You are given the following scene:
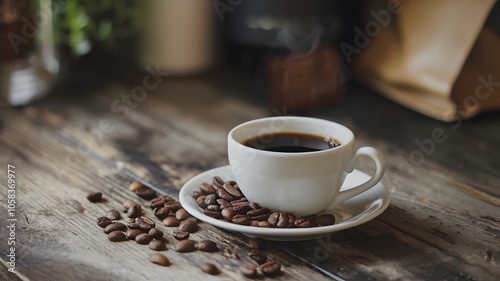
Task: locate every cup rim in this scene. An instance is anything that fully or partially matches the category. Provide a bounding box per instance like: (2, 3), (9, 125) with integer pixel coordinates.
(228, 116), (354, 156)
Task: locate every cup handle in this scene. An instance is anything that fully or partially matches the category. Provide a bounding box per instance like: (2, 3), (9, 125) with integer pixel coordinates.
(329, 147), (386, 208)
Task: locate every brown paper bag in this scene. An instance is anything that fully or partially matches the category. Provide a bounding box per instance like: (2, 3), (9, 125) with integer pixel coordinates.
(352, 0), (499, 121)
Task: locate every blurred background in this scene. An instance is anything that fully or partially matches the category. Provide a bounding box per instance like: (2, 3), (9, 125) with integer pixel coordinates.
(1, 0), (499, 120)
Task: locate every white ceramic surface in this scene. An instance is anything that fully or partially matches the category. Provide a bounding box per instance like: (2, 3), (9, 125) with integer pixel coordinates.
(179, 165), (390, 241)
(227, 116), (386, 216)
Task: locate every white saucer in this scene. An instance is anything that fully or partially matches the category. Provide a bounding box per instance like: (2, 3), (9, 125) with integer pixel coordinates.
(179, 165), (390, 241)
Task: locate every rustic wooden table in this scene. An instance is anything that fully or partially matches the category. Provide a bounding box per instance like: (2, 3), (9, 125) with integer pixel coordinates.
(1, 69), (499, 281)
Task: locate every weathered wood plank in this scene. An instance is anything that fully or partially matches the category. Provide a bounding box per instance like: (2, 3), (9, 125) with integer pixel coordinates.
(0, 111), (330, 281)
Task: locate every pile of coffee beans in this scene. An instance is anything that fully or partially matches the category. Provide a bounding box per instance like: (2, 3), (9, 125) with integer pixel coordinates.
(88, 181), (287, 278)
(192, 176), (336, 228)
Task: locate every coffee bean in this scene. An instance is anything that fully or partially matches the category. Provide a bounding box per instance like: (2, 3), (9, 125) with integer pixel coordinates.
(204, 194), (217, 206)
(196, 240), (218, 252)
(286, 214), (296, 228)
(174, 240), (196, 252)
(135, 233), (153, 245)
(200, 183), (216, 194)
(305, 214), (317, 221)
(148, 253), (170, 266)
(248, 238), (266, 250)
(309, 220), (319, 227)
(164, 202), (182, 212)
(128, 216), (155, 231)
(107, 231), (127, 242)
(105, 209), (121, 220)
(232, 215), (250, 225)
(316, 214), (336, 226)
(258, 221), (272, 227)
(125, 229), (144, 240)
(96, 216), (112, 228)
(206, 205), (220, 212)
(122, 200), (138, 211)
(231, 201), (252, 214)
(267, 212), (279, 227)
(249, 250), (267, 264)
(240, 265), (258, 278)
(172, 230), (189, 240)
(260, 261), (281, 277)
(221, 208), (236, 221)
(154, 206), (171, 220)
(127, 205), (142, 218)
(192, 191), (204, 199)
(104, 222), (127, 234)
(250, 220), (260, 227)
(179, 220), (198, 233)
(276, 212), (288, 228)
(87, 192), (102, 203)
(196, 195), (208, 208)
(135, 188), (157, 200)
(223, 182), (243, 198)
(149, 239), (167, 251)
(217, 188), (235, 202)
(223, 247), (239, 259)
(213, 176), (225, 187)
(216, 198), (230, 209)
(294, 218), (311, 228)
(148, 228), (164, 239)
(150, 196), (169, 209)
(175, 208), (191, 221)
(204, 208), (223, 219)
(162, 216), (181, 227)
(250, 213), (271, 221)
(129, 181), (145, 192)
(247, 208), (270, 217)
(201, 263), (219, 275)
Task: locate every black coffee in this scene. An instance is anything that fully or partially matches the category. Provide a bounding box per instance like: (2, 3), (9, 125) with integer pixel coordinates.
(242, 132), (341, 153)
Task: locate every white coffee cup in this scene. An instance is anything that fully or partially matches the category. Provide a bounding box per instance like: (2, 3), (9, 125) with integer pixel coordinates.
(227, 116), (386, 217)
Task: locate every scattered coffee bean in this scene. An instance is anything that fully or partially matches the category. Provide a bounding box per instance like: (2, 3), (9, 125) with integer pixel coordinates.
(87, 192), (102, 203)
(125, 229), (144, 240)
(204, 194), (217, 206)
(163, 216), (181, 227)
(105, 209), (121, 220)
(223, 247), (239, 259)
(200, 183), (216, 194)
(201, 263), (219, 275)
(135, 233), (153, 245)
(206, 205), (220, 212)
(175, 240), (196, 252)
(148, 228), (164, 239)
(149, 239), (167, 251)
(286, 214), (295, 228)
(267, 212), (280, 227)
(250, 220), (260, 227)
(128, 182), (145, 192)
(247, 208), (270, 217)
(231, 201), (252, 214)
(260, 261), (281, 277)
(164, 202), (182, 212)
(179, 220), (198, 233)
(172, 230), (189, 240)
(128, 216), (155, 231)
(135, 188), (157, 200)
(249, 249), (267, 264)
(316, 214), (336, 226)
(122, 200), (138, 211)
(294, 218), (311, 228)
(154, 206), (171, 220)
(240, 265), (258, 278)
(216, 198), (230, 209)
(196, 240), (218, 252)
(148, 253), (170, 266)
(175, 208), (191, 221)
(248, 238), (266, 250)
(258, 221), (272, 228)
(108, 231), (127, 242)
(104, 222), (127, 234)
(213, 176), (225, 187)
(127, 205), (142, 218)
(96, 216), (112, 228)
(249, 202), (261, 210)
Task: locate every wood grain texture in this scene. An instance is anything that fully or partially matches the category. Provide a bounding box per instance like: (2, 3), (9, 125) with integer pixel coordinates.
(1, 71), (499, 280)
